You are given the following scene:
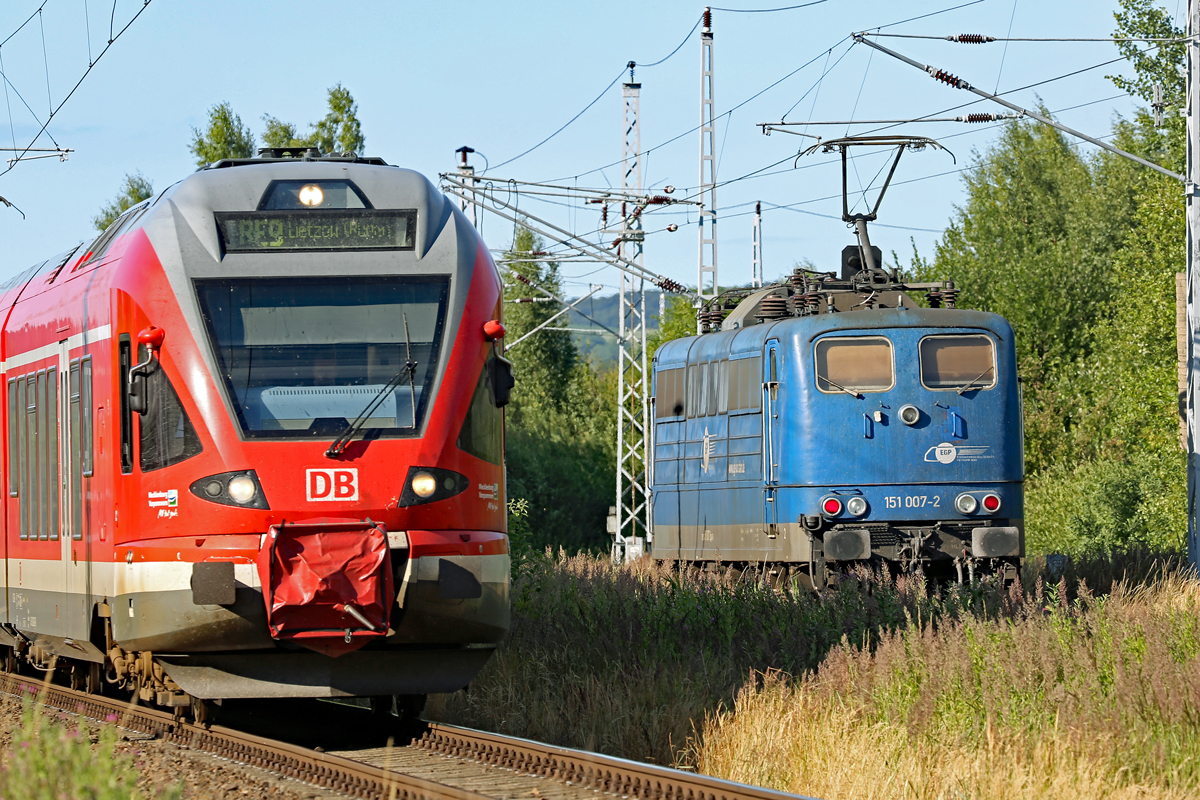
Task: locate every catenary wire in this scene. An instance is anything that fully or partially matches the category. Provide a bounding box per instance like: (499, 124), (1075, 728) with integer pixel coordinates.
(710, 1), (830, 12)
(1, 0), (154, 176)
(1, 2), (49, 49)
(486, 68), (626, 174)
(995, 0), (1018, 92)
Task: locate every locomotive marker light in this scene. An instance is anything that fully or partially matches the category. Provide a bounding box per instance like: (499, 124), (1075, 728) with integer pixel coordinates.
(955, 493), (979, 515)
(822, 497), (843, 517)
(846, 496), (869, 517)
(898, 404), (920, 426)
(298, 184), (324, 206)
(981, 493), (1002, 513)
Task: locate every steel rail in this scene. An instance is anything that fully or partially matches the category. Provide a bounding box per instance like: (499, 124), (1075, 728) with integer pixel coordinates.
(415, 723), (820, 800)
(0, 671), (821, 800)
(0, 673), (486, 800)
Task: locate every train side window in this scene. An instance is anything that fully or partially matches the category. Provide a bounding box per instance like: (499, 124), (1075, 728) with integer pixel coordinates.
(745, 356), (762, 411)
(47, 367), (58, 541)
(919, 334), (996, 391)
(7, 379), (16, 498)
(35, 370), (46, 540)
(691, 364), (700, 419)
(655, 368), (685, 418)
(717, 360), (729, 415)
(457, 356), (504, 465)
(698, 363), (710, 417)
(814, 337), (895, 394)
(138, 345), (203, 473)
(69, 361), (83, 540)
(16, 377), (27, 540)
(81, 357), (94, 477)
(119, 336), (133, 474)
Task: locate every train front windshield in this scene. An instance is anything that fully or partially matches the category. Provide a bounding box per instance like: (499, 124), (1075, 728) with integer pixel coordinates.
(195, 276), (449, 439)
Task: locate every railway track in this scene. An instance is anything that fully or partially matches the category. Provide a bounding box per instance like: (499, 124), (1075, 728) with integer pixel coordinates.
(0, 672), (815, 800)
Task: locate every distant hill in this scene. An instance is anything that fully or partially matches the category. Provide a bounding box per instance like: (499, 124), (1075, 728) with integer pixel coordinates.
(565, 290), (664, 366)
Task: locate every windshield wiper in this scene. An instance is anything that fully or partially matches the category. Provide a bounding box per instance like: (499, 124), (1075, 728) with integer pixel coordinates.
(817, 375), (862, 398)
(326, 313), (418, 458)
(954, 365), (994, 395)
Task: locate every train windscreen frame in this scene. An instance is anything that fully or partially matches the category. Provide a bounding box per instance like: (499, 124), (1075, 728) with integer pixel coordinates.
(195, 276), (449, 440)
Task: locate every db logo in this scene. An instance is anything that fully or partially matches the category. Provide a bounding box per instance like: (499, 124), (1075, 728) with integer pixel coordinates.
(306, 468), (359, 502)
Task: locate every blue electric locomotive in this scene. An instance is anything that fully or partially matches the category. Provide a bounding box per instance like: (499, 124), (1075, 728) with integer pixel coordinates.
(650, 277), (1023, 588)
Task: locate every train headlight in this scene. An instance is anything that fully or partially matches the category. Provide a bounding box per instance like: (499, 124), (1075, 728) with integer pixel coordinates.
(898, 404), (920, 426)
(398, 467), (470, 507)
(821, 497), (842, 517)
(981, 493), (1001, 513)
(846, 496), (868, 517)
(298, 184), (324, 206)
(411, 471), (438, 498)
(227, 476), (258, 504)
(189, 471), (270, 509)
(955, 493), (978, 514)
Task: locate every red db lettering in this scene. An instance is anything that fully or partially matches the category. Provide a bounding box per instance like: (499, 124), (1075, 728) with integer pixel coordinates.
(334, 470), (356, 499)
(306, 468), (359, 502)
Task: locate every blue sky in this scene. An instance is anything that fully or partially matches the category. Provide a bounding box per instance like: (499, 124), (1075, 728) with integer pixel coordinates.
(0, 0), (1180, 295)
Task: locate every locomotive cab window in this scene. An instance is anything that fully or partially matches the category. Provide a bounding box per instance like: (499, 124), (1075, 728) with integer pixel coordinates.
(814, 337), (894, 394)
(137, 345), (203, 472)
(655, 368), (685, 418)
(919, 334), (996, 391)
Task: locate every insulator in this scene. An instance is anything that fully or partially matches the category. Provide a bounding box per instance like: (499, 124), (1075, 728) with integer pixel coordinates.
(703, 8), (712, 30)
(925, 289), (943, 309)
(789, 270), (806, 290)
(655, 277), (684, 293)
(942, 280), (959, 309)
(756, 293), (789, 319)
(949, 34), (994, 44)
(962, 113), (997, 123)
(514, 273), (532, 285)
(648, 196), (672, 205)
(927, 67), (967, 89)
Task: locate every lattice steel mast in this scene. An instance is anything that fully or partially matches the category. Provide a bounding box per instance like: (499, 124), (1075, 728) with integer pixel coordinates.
(697, 7), (718, 327)
(613, 66), (652, 562)
(1188, 0), (1199, 564)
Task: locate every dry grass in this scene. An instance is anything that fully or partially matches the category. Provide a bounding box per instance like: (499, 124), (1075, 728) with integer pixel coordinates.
(428, 549), (1200, 798)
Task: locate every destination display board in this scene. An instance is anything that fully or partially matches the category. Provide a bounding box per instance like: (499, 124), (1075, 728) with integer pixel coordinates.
(215, 210), (416, 253)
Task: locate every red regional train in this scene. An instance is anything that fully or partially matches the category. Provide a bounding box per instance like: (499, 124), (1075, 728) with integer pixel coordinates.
(0, 149), (512, 721)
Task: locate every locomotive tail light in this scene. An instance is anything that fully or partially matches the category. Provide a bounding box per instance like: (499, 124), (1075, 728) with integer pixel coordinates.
(981, 493), (1002, 513)
(821, 497), (842, 517)
(189, 471), (270, 509)
(410, 471), (438, 498)
(298, 184), (325, 206)
(955, 493), (978, 515)
(846, 496), (868, 517)
(227, 476), (258, 504)
(898, 404), (920, 426)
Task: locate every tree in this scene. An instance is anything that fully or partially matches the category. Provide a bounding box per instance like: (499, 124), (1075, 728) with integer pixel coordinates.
(190, 102), (255, 167)
(310, 84), (365, 155)
(503, 225), (577, 416)
(261, 84), (366, 155)
(93, 172), (153, 231)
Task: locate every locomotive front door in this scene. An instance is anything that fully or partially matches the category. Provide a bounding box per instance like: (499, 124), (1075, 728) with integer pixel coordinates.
(763, 340), (781, 537)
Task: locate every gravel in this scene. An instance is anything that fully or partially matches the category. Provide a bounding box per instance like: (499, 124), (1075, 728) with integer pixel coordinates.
(0, 692), (350, 799)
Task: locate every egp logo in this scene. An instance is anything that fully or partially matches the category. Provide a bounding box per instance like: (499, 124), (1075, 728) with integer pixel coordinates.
(306, 468), (359, 501)
(924, 443), (958, 464)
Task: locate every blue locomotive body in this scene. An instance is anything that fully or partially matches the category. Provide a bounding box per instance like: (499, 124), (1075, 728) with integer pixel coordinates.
(651, 302), (1023, 585)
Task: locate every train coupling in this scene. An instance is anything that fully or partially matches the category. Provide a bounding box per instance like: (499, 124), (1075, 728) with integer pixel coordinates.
(256, 519), (395, 657)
